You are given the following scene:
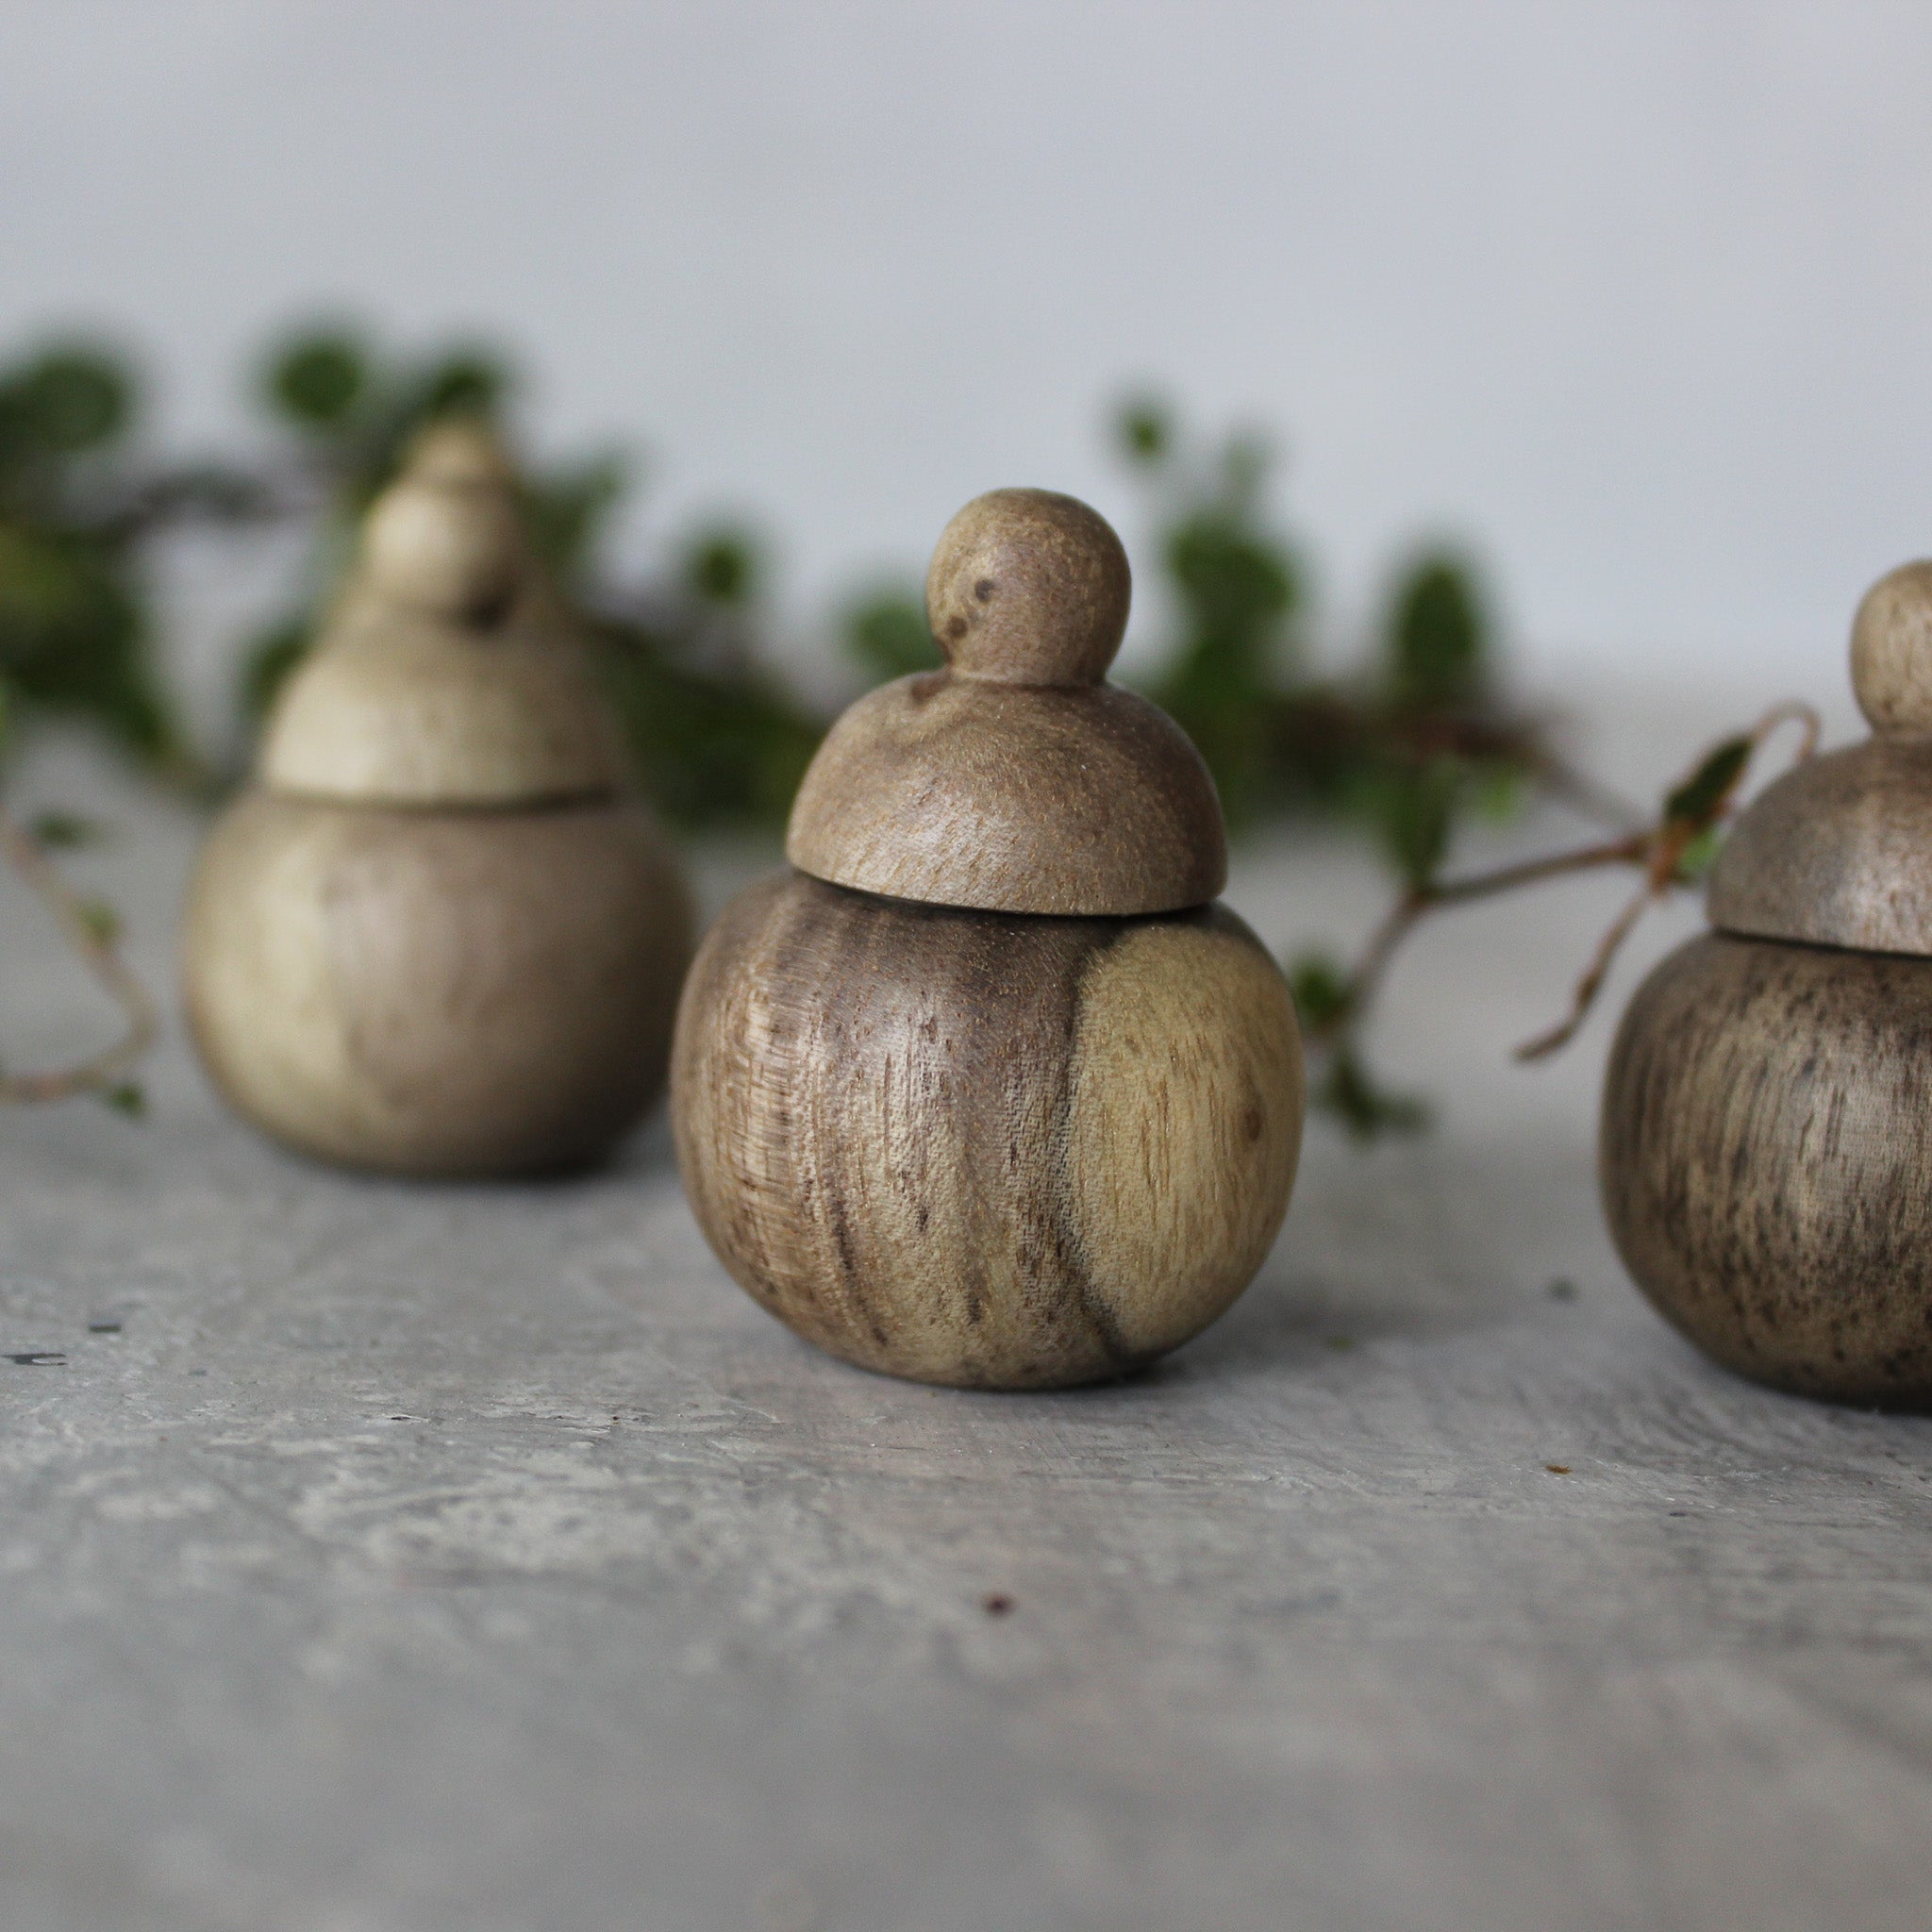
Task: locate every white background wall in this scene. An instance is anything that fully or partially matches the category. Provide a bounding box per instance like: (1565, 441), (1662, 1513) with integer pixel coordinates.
(5, 0), (1930, 700)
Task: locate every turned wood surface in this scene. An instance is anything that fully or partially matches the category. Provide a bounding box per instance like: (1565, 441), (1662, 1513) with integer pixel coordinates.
(1712, 558), (1932, 956)
(1602, 930), (1932, 1406)
(259, 421), (633, 807)
(358, 422), (525, 620)
(1707, 737), (1932, 955)
(924, 488), (1131, 688)
(184, 791), (691, 1176)
(787, 487), (1227, 916)
(1851, 558), (1932, 734)
(673, 871), (1302, 1388)
(260, 608), (632, 808)
(785, 672), (1227, 915)
(8, 758), (1932, 1932)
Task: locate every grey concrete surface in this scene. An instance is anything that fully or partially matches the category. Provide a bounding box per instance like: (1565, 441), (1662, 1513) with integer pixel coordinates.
(3, 772), (1930, 1932)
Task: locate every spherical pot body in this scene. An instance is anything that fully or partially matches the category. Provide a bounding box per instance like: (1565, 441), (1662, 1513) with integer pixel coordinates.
(1601, 930), (1932, 1407)
(672, 870), (1305, 1390)
(185, 790), (692, 1177)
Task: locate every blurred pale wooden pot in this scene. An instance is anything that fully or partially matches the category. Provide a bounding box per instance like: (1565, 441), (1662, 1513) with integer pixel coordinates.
(183, 422), (691, 1176)
(1601, 562), (1932, 1406)
(672, 490), (1305, 1390)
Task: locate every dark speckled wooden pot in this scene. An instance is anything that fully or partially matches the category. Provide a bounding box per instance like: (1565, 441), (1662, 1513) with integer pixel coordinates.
(671, 871), (1303, 1391)
(1600, 930), (1932, 1407)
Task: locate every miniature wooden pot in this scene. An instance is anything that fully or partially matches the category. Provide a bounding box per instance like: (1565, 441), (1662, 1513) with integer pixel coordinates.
(1600, 562), (1932, 1407)
(1603, 933), (1932, 1406)
(188, 792), (688, 1176)
(183, 422), (691, 1177)
(675, 873), (1302, 1389)
(672, 490), (1305, 1389)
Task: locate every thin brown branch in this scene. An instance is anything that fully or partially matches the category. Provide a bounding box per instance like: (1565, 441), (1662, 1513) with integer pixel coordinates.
(1422, 833), (1649, 908)
(1309, 698), (1825, 1112)
(0, 804), (158, 1104)
(1513, 878), (1657, 1061)
(1752, 699), (1821, 763)
(1331, 889), (1426, 1033)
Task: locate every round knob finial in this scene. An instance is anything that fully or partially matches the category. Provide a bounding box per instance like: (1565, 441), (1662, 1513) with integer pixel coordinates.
(925, 488), (1130, 686)
(405, 416), (518, 489)
(1852, 560), (1932, 734)
(360, 422), (525, 624)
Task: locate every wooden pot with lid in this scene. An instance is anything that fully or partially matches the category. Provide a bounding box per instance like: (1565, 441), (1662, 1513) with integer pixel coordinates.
(1602, 562), (1932, 1405)
(183, 421), (692, 1176)
(671, 489), (1305, 1389)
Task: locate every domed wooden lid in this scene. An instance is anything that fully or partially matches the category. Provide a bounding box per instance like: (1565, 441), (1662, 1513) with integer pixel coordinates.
(786, 489), (1226, 916)
(259, 420), (630, 807)
(1709, 561), (1932, 955)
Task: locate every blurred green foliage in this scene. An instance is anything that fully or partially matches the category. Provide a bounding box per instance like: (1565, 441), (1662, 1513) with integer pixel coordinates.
(0, 341), (266, 788)
(236, 325), (514, 725)
(1390, 556), (1489, 710)
(242, 325), (821, 827)
(588, 524), (822, 828)
(1106, 395), (1531, 858)
(0, 324), (1574, 1135)
(1124, 406), (1304, 826)
(1284, 954), (1427, 1141)
(844, 589), (939, 682)
(1106, 399), (1542, 1136)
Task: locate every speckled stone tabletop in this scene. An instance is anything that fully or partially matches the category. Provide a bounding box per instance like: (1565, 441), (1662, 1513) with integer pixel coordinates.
(3, 740), (1928, 1932)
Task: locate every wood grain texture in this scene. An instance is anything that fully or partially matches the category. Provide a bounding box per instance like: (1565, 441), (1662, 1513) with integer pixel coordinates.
(261, 606), (631, 808)
(671, 870), (1303, 1389)
(184, 791), (691, 1176)
(1850, 558), (1932, 734)
(787, 487), (1226, 916)
(1711, 558), (1932, 956)
(260, 420), (631, 807)
(1707, 737), (1932, 955)
(785, 671), (1227, 916)
(17, 788), (1932, 1932)
(1601, 930), (1932, 1406)
(358, 419), (525, 620)
(924, 487), (1130, 687)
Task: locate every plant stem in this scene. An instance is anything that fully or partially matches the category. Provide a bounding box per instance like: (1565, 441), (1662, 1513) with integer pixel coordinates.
(1325, 833), (1649, 1041)
(1424, 834), (1650, 908)
(1310, 702), (1823, 1103)
(1513, 877), (1657, 1061)
(0, 804), (158, 1104)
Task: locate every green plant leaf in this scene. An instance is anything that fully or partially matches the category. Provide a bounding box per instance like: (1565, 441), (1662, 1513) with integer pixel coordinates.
(1287, 950), (1354, 1033)
(266, 330), (370, 430)
(236, 617), (315, 724)
(845, 590), (938, 679)
(26, 810), (101, 849)
(1371, 758), (1460, 888)
(0, 346), (132, 460)
(1663, 735), (1751, 830)
(1115, 395), (1172, 465)
(1673, 823), (1724, 881)
(75, 898), (120, 946)
(1387, 553), (1489, 710)
(1314, 1044), (1430, 1142)
(414, 352), (504, 423)
(685, 528), (759, 607)
(0, 523), (188, 775)
(525, 456), (627, 584)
